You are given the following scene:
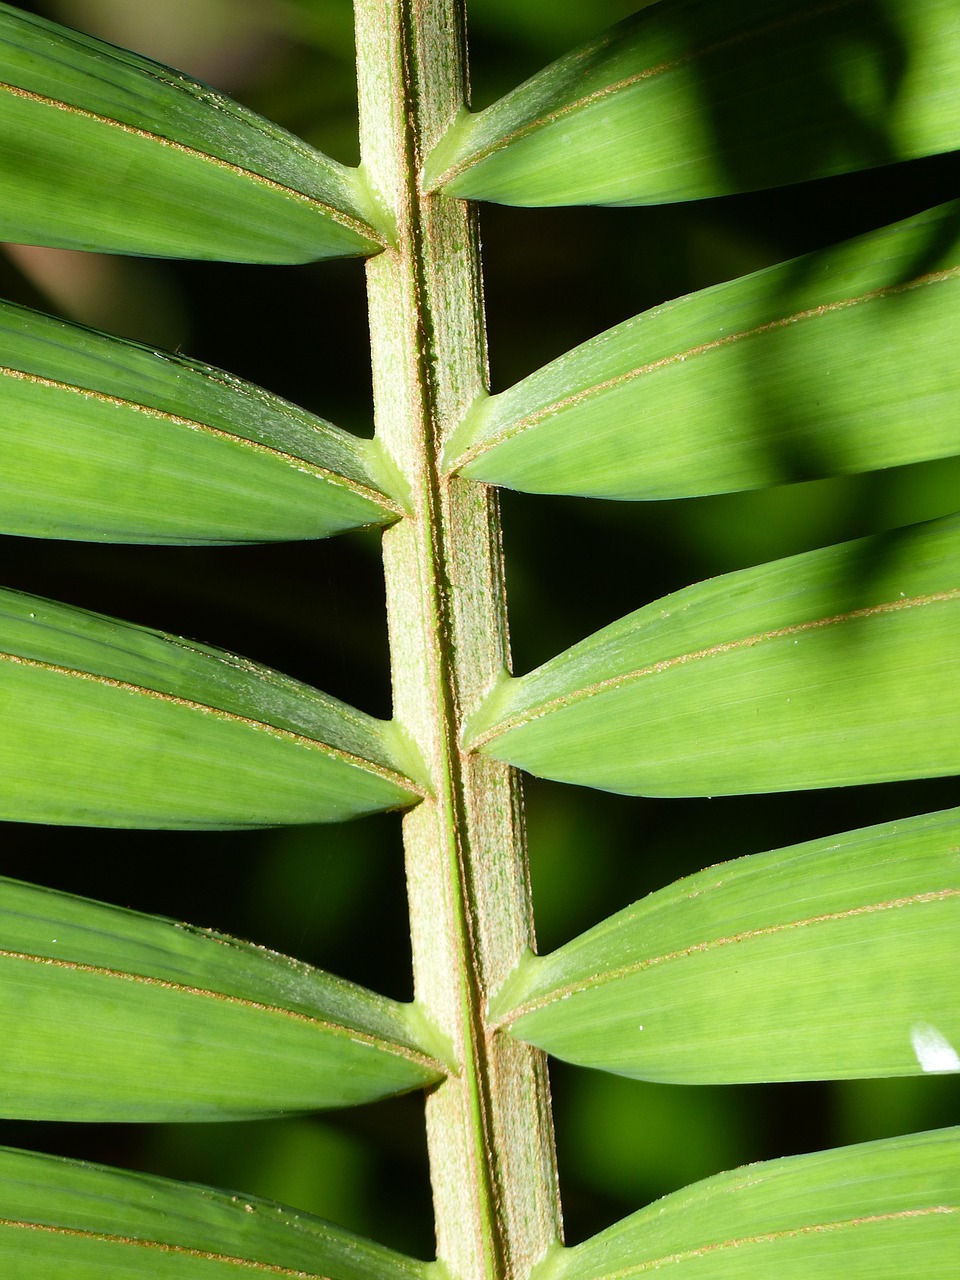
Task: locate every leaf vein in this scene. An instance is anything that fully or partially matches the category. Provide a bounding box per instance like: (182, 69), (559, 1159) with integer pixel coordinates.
(584, 1206), (957, 1280)
(497, 889), (959, 1024)
(428, 0), (857, 191)
(0, 81), (384, 247)
(0, 948), (441, 1071)
(0, 1217), (329, 1277)
(0, 650), (424, 796)
(0, 364), (400, 515)
(470, 590), (960, 748)
(449, 267), (960, 470)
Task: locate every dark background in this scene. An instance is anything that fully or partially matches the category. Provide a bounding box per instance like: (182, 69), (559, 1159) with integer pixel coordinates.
(1, 0), (958, 1259)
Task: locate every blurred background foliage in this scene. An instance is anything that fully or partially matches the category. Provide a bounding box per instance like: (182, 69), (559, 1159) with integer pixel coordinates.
(0, 0), (957, 1261)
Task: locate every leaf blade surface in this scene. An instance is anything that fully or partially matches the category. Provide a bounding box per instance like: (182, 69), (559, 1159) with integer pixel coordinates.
(0, 1145), (430, 1278)
(496, 809), (960, 1083)
(447, 203), (960, 499)
(0, 589), (424, 827)
(0, 4), (386, 261)
(427, 0), (960, 207)
(0, 300), (400, 542)
(0, 878), (444, 1119)
(542, 1128), (959, 1280)
(469, 514), (960, 797)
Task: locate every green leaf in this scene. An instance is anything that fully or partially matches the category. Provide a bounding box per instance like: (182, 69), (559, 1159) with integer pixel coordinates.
(0, 877), (445, 1120)
(541, 1128), (960, 1280)
(426, 0), (960, 206)
(0, 589), (425, 827)
(0, 4), (387, 261)
(446, 202), (960, 498)
(0, 300), (402, 543)
(0, 1145), (429, 1278)
(494, 808), (960, 1084)
(467, 513), (960, 797)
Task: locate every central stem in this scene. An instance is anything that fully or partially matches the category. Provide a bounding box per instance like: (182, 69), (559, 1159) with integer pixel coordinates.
(355, 3), (562, 1278)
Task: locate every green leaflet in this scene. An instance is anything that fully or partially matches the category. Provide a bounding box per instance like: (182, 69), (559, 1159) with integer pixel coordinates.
(0, 3), (387, 261)
(0, 589), (425, 827)
(0, 1146), (431, 1278)
(539, 1128), (960, 1280)
(426, 0), (960, 206)
(446, 202), (960, 498)
(0, 300), (402, 543)
(494, 809), (960, 1084)
(467, 513), (960, 797)
(0, 878), (445, 1120)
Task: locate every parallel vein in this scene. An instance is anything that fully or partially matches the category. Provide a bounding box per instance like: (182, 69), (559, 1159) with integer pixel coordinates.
(0, 364), (399, 514)
(0, 650), (423, 794)
(469, 590), (960, 748)
(429, 0), (856, 190)
(0, 81), (384, 245)
(589, 1206), (956, 1279)
(497, 889), (959, 1024)
(0, 948), (439, 1069)
(449, 267), (960, 471)
(0, 1218), (327, 1278)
